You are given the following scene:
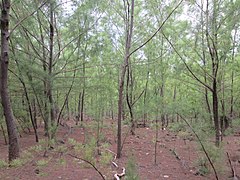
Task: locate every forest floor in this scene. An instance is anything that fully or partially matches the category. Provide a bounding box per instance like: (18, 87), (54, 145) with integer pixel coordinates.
(0, 119), (240, 180)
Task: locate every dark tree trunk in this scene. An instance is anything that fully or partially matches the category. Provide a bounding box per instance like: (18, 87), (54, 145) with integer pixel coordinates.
(0, 0), (20, 161)
(76, 92), (81, 125)
(212, 79), (220, 147)
(80, 89), (85, 122)
(48, 1), (55, 139)
(126, 64), (135, 135)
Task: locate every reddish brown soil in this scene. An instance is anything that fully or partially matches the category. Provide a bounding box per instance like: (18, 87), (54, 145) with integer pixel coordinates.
(0, 120), (239, 180)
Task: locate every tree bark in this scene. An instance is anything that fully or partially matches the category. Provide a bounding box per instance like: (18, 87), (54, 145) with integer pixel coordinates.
(0, 0), (20, 161)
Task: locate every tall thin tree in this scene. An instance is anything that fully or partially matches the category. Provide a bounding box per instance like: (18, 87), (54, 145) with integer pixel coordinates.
(0, 0), (20, 161)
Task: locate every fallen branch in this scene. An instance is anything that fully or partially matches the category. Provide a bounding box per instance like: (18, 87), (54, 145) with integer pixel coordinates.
(114, 167), (126, 180)
(106, 149), (126, 179)
(170, 148), (181, 161)
(169, 148), (189, 170)
(67, 154), (105, 180)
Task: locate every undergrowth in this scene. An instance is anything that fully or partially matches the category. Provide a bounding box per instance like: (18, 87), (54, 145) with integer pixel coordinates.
(125, 153), (139, 180)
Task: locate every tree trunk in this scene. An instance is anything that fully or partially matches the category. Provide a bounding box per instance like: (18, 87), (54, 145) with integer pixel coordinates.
(126, 64), (135, 135)
(0, 0), (20, 161)
(48, 1), (55, 139)
(212, 80), (220, 147)
(117, 0), (135, 158)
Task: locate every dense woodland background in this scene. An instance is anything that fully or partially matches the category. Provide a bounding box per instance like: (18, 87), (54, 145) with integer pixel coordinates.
(0, 1), (240, 177)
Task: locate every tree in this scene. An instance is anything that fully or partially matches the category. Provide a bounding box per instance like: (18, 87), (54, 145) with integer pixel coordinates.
(0, 0), (20, 161)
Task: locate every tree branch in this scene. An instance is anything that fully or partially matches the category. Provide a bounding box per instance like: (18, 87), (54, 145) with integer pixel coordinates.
(128, 0), (184, 57)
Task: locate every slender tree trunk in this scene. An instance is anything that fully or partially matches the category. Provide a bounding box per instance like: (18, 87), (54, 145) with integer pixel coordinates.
(172, 85), (177, 122)
(230, 28), (237, 120)
(206, 0), (220, 147)
(37, 10), (49, 137)
(76, 92), (81, 125)
(143, 68), (149, 127)
(126, 64), (135, 135)
(11, 42), (39, 142)
(117, 0), (135, 158)
(48, 1), (55, 139)
(1, 123), (7, 145)
(212, 80), (220, 147)
(80, 89), (85, 122)
(0, 0), (20, 161)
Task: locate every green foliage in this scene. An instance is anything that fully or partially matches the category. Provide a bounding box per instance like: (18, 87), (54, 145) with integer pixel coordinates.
(99, 148), (113, 166)
(177, 130), (193, 140)
(223, 128), (234, 136)
(125, 154), (139, 180)
(68, 138), (84, 153)
(192, 122), (215, 141)
(54, 145), (68, 154)
(0, 159), (8, 168)
(168, 122), (186, 132)
(9, 158), (25, 167)
(29, 144), (44, 152)
(196, 142), (224, 175)
(68, 137), (96, 165)
(36, 159), (50, 167)
(57, 158), (67, 167)
(83, 137), (97, 164)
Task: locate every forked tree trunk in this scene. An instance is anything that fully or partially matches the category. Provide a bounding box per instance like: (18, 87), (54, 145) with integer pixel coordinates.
(117, 0), (135, 158)
(0, 0), (20, 161)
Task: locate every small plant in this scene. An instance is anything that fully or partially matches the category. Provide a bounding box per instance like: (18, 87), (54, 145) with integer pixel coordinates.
(196, 157), (210, 175)
(0, 159), (8, 168)
(177, 130), (193, 141)
(9, 158), (25, 167)
(168, 122), (186, 132)
(99, 150), (113, 166)
(29, 144), (43, 152)
(224, 127), (234, 136)
(22, 150), (33, 159)
(36, 159), (50, 167)
(84, 137), (97, 164)
(55, 145), (68, 154)
(57, 158), (66, 167)
(125, 153), (139, 180)
(196, 142), (223, 175)
(68, 138), (77, 145)
(68, 138), (84, 153)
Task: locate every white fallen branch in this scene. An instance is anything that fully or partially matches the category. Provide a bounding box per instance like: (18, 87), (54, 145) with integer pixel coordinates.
(118, 167), (126, 177)
(114, 173), (120, 180)
(112, 161), (118, 168)
(106, 149), (117, 160)
(114, 167), (126, 179)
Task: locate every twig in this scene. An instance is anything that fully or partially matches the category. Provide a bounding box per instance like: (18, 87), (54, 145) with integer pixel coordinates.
(10, 1), (47, 36)
(67, 154), (105, 180)
(129, 0), (184, 57)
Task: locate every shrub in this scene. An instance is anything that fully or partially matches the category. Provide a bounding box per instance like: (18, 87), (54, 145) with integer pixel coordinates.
(0, 159), (8, 168)
(125, 154), (139, 180)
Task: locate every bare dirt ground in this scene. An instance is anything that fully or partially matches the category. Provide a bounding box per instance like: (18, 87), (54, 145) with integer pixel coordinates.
(0, 119), (240, 180)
